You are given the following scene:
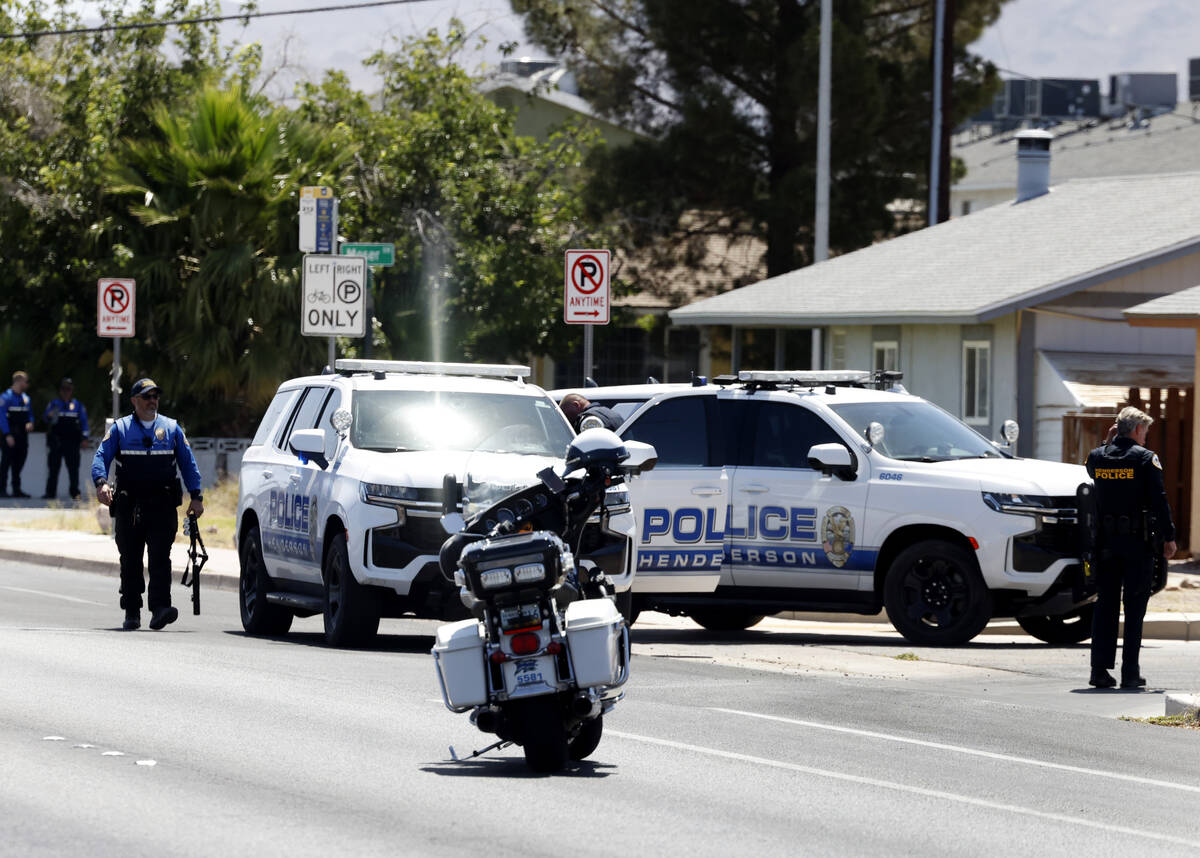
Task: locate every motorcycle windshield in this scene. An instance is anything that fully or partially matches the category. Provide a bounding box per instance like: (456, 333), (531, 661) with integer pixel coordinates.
(461, 450), (564, 523)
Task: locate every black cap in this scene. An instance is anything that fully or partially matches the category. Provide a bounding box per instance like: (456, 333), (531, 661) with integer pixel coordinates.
(60, 377), (73, 388)
(130, 378), (161, 398)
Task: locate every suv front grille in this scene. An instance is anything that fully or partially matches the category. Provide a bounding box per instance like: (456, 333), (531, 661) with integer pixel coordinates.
(371, 514), (451, 569)
(1013, 499), (1080, 572)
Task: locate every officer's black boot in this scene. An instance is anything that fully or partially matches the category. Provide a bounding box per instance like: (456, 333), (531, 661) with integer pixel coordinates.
(1089, 668), (1117, 688)
(122, 609), (140, 631)
(149, 606), (179, 630)
(1120, 670), (1146, 689)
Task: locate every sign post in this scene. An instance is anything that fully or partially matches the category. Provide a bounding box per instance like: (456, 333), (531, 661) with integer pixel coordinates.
(564, 249), (611, 384)
(302, 255), (367, 366)
(340, 243), (395, 359)
(97, 278), (135, 422)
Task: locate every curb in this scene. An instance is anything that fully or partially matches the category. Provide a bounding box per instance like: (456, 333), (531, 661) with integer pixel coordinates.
(0, 545), (241, 593)
(1165, 693), (1199, 716)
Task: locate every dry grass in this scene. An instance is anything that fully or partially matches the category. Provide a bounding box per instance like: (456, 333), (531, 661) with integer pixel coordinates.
(1123, 709), (1200, 730)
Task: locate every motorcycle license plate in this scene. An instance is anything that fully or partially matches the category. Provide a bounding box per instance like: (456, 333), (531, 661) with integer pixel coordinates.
(499, 602), (541, 631)
(503, 656), (556, 694)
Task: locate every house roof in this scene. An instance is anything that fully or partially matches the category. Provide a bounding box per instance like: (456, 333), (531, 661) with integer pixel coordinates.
(1124, 283), (1200, 324)
(1041, 350), (1194, 408)
(954, 105), (1200, 192)
(669, 171), (1200, 327)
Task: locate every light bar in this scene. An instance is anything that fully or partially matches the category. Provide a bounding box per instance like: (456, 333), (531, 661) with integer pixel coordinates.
(737, 370), (873, 385)
(335, 359), (530, 380)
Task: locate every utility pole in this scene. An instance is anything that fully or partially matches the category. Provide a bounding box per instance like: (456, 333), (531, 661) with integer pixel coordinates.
(928, 0), (955, 225)
(814, 0), (831, 262)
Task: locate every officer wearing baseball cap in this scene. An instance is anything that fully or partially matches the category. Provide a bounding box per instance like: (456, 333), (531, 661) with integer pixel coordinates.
(91, 378), (204, 631)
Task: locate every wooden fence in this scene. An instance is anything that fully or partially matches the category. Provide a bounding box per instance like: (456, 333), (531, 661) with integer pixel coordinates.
(1062, 387), (1191, 553)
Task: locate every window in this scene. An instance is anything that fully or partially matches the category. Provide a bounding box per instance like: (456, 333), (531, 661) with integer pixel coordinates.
(280, 387), (331, 451)
(961, 200), (972, 216)
(962, 341), (990, 424)
(623, 397), (708, 466)
(252, 389), (300, 448)
(873, 340), (899, 372)
(829, 328), (847, 370)
(749, 403), (844, 469)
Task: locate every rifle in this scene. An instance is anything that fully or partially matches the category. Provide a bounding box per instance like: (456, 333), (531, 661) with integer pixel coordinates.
(1145, 513), (1168, 595)
(181, 512), (207, 615)
(1075, 482), (1098, 601)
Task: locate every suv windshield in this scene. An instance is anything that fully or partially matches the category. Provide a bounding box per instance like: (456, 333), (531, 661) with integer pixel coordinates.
(828, 400), (1004, 462)
(351, 390), (573, 456)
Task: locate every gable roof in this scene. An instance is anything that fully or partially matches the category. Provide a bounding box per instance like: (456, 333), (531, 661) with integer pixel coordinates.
(1124, 283), (1200, 324)
(670, 171), (1200, 327)
(954, 106), (1200, 192)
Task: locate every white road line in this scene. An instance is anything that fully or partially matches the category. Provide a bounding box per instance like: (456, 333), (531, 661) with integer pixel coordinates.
(0, 586), (105, 606)
(710, 707), (1200, 795)
(607, 729), (1200, 849)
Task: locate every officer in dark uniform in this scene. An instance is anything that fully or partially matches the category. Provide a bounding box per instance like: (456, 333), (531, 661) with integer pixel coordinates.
(43, 378), (90, 500)
(91, 378), (204, 631)
(1084, 406), (1176, 689)
(559, 393), (622, 432)
(0, 370), (34, 498)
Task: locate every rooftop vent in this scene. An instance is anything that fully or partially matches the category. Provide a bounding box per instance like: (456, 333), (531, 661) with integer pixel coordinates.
(1015, 129), (1053, 203)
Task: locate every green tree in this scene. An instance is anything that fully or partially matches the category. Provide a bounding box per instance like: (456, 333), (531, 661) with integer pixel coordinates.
(297, 25), (618, 364)
(510, 0), (1008, 282)
(102, 86), (353, 434)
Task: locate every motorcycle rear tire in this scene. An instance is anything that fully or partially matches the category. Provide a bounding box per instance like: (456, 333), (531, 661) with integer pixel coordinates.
(568, 714), (603, 761)
(518, 698), (568, 773)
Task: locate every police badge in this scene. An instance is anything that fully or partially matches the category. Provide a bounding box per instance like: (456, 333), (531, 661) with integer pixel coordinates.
(821, 506), (855, 568)
(155, 427), (167, 441)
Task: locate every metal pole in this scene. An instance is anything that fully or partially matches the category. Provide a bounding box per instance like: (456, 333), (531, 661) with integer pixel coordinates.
(583, 325), (594, 385)
(814, 0), (832, 263)
(111, 337), (121, 421)
(928, 0), (946, 225)
(328, 336), (335, 371)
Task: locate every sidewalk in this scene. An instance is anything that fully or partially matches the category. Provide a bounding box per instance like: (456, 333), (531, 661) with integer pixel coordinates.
(3, 524), (1199, 641)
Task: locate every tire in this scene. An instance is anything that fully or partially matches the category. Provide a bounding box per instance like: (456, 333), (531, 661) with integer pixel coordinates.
(239, 525), (294, 636)
(883, 539), (992, 646)
(568, 715), (604, 761)
(323, 531), (380, 647)
(616, 589), (639, 627)
(1017, 605), (1095, 644)
(516, 698), (568, 773)
(688, 608), (767, 631)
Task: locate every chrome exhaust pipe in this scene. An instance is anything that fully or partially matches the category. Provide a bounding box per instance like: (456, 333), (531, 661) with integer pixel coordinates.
(570, 692), (601, 720)
(472, 706), (501, 734)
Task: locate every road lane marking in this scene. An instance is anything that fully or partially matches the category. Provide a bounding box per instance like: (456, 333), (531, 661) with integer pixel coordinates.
(0, 586), (105, 606)
(608, 729), (1200, 849)
(710, 707), (1200, 795)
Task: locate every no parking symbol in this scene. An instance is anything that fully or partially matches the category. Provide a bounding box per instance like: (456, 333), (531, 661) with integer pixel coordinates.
(564, 249), (610, 324)
(97, 278), (135, 337)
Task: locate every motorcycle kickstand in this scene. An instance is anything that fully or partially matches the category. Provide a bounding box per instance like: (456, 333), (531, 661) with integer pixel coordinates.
(447, 739), (514, 763)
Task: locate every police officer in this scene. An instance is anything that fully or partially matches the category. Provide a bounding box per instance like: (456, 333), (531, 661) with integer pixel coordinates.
(91, 378), (204, 631)
(0, 370), (34, 498)
(559, 393), (622, 432)
(43, 378), (90, 501)
(1085, 406), (1176, 689)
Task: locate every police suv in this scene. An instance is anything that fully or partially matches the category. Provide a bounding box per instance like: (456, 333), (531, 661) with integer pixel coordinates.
(236, 360), (635, 646)
(556, 370), (1093, 645)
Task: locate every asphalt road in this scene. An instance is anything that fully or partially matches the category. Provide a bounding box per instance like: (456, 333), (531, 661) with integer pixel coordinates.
(5, 560), (1200, 857)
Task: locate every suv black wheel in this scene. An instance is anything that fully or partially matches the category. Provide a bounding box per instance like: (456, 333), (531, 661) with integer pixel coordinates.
(688, 609), (767, 632)
(884, 539), (992, 645)
(239, 524), (294, 636)
(323, 531), (380, 647)
(1017, 605), (1095, 644)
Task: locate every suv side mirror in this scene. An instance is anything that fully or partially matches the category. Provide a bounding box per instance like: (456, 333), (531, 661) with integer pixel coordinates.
(807, 443), (855, 480)
(290, 428), (329, 469)
(622, 440), (658, 474)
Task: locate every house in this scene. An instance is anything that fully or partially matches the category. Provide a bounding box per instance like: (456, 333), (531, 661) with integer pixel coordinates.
(669, 135), (1200, 470)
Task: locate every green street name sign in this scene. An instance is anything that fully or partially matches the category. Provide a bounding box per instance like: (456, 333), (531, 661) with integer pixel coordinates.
(340, 242), (395, 266)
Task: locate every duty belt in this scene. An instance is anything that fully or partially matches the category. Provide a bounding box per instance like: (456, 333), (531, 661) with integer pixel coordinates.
(1101, 514), (1134, 536)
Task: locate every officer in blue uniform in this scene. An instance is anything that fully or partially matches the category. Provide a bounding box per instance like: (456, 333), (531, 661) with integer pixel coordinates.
(43, 378), (90, 501)
(559, 393), (622, 432)
(1084, 406), (1177, 689)
(92, 378), (204, 631)
(0, 370), (34, 498)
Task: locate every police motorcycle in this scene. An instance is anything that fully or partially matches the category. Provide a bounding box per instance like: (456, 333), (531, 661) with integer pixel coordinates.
(432, 429), (657, 772)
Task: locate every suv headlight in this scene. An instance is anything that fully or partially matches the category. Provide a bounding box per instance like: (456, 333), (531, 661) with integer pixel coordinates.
(981, 491), (1047, 515)
(360, 482), (417, 506)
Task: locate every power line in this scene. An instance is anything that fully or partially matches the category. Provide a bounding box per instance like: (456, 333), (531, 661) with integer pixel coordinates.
(0, 0), (432, 40)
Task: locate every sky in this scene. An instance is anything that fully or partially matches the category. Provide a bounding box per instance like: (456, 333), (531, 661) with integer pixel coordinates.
(72, 0), (1200, 102)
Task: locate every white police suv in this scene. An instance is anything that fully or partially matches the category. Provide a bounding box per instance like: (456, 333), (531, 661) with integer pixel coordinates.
(556, 370), (1093, 645)
(237, 360), (636, 646)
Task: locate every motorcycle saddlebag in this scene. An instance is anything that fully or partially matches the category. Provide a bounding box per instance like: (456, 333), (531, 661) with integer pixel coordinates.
(564, 598), (623, 687)
(433, 619), (488, 708)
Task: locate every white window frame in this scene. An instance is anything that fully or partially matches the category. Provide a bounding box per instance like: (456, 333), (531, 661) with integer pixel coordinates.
(830, 328), (847, 370)
(873, 340), (898, 373)
(962, 340), (990, 425)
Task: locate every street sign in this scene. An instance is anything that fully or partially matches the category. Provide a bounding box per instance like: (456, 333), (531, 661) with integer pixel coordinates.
(340, 242), (395, 266)
(97, 278), (135, 337)
(564, 249), (610, 324)
(302, 255), (366, 337)
(299, 186), (337, 253)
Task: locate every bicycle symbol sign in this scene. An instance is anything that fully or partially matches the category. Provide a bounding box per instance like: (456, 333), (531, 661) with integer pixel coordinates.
(564, 249), (610, 324)
(97, 278), (136, 337)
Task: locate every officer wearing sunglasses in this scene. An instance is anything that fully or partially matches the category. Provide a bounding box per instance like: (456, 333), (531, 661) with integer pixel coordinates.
(91, 378), (204, 631)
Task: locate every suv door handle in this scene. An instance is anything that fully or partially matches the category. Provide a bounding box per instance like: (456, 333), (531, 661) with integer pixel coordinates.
(289, 473), (303, 482)
(691, 486), (723, 496)
(739, 484), (770, 493)
(261, 470), (273, 479)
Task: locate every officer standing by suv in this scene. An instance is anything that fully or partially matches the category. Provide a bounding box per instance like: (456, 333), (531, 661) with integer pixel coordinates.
(559, 393), (622, 432)
(1, 370), (34, 498)
(43, 378), (90, 500)
(91, 378), (205, 631)
(1085, 406), (1176, 689)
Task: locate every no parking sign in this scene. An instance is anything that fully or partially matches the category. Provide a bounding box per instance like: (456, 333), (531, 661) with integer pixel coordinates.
(564, 249), (610, 324)
(97, 278), (135, 337)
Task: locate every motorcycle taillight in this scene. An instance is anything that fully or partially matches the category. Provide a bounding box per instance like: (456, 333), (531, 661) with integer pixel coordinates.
(510, 632), (540, 655)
